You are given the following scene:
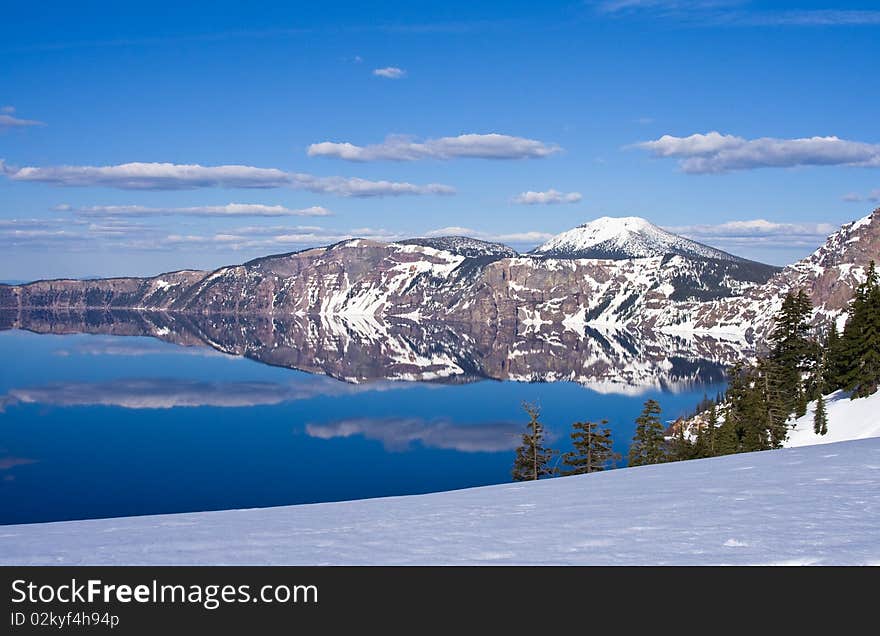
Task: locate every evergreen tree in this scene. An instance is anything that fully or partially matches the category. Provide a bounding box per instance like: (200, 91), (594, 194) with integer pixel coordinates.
(512, 402), (557, 481)
(695, 403), (719, 458)
(758, 358), (789, 447)
(823, 323), (846, 392)
(715, 418), (740, 456)
(721, 361), (785, 451)
(628, 399), (667, 466)
(813, 393), (828, 436)
(768, 289), (815, 418)
(839, 261), (880, 398)
(561, 419), (620, 475)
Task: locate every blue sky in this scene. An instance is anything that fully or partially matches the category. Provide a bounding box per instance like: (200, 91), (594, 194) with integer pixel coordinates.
(2, 0), (879, 278)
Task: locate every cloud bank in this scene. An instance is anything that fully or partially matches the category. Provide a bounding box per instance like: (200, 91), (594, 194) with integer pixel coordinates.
(842, 189), (880, 203)
(635, 132), (880, 173)
(0, 107), (44, 129)
(1, 161), (455, 196)
(61, 203), (333, 218)
(595, 1), (880, 26)
(307, 133), (560, 161)
(665, 219), (838, 248)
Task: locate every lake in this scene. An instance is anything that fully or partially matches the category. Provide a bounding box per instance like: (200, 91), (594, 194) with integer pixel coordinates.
(0, 313), (730, 525)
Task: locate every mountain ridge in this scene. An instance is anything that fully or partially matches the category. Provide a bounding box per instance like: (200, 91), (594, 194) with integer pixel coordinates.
(1, 211), (875, 344)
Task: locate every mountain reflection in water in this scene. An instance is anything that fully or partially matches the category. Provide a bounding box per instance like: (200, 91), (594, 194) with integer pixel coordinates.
(0, 309), (741, 391)
(0, 310), (733, 525)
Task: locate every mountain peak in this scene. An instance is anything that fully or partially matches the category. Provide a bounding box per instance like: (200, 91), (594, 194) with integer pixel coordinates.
(396, 236), (518, 258)
(532, 215), (743, 262)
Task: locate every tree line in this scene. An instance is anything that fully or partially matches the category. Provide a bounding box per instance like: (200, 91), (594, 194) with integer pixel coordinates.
(512, 261), (880, 480)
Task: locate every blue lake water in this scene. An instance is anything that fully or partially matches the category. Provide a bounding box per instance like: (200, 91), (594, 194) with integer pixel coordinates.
(0, 329), (725, 525)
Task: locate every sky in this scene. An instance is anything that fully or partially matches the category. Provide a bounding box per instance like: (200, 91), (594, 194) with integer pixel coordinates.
(1, 0), (879, 279)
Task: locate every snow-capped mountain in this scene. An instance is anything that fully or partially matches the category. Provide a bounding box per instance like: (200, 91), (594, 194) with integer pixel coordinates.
(397, 236), (517, 259)
(532, 216), (742, 262)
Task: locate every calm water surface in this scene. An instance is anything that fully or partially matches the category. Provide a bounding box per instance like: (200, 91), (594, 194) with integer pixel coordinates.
(0, 330), (724, 525)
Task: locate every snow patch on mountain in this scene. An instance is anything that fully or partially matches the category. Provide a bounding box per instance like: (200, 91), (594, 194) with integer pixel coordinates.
(397, 236), (517, 259)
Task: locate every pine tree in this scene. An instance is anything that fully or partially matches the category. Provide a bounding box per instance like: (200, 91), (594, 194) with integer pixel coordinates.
(561, 419), (620, 475)
(512, 402), (557, 481)
(823, 323), (845, 392)
(813, 393), (828, 436)
(628, 399), (667, 466)
(840, 261), (880, 398)
(758, 358), (789, 447)
(697, 403), (719, 458)
(721, 361), (786, 451)
(715, 418), (740, 456)
(768, 289), (815, 418)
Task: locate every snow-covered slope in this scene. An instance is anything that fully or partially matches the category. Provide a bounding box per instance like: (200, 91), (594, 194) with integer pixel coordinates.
(2, 438), (879, 565)
(785, 390), (880, 448)
(396, 236), (517, 258)
(532, 216), (742, 261)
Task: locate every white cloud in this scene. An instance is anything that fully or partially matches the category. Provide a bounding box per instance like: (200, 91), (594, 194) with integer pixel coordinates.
(289, 172), (455, 196)
(665, 219), (838, 248)
(153, 225), (410, 252)
(597, 0), (744, 13)
(512, 189), (582, 205)
(3, 161), (291, 189)
(635, 132), (880, 173)
(842, 189), (880, 203)
(0, 214), (412, 252)
(372, 66), (406, 79)
(1, 161), (454, 196)
(0, 106), (44, 129)
(61, 203), (333, 218)
(307, 133), (561, 161)
(596, 1), (880, 26)
(739, 9), (880, 26)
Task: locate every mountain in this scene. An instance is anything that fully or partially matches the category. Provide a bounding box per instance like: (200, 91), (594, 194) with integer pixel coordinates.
(532, 216), (744, 262)
(397, 236), (517, 259)
(642, 208), (880, 340)
(1, 211), (875, 349)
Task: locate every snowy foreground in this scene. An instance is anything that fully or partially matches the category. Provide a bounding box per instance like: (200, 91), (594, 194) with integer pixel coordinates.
(785, 390), (880, 449)
(2, 438), (879, 565)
